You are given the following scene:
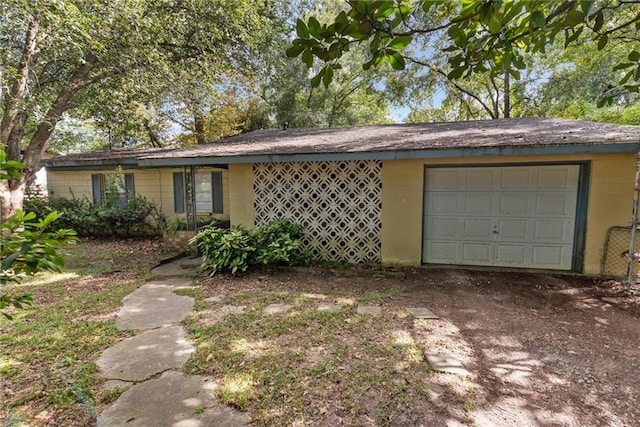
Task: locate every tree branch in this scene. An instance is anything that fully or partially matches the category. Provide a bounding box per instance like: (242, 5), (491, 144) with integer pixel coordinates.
(408, 57), (496, 119)
(1, 15), (39, 159)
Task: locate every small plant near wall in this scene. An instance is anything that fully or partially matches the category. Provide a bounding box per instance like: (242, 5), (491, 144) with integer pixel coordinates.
(190, 218), (310, 275)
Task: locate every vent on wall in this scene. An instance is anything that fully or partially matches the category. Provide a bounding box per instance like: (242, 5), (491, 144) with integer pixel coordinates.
(253, 161), (382, 263)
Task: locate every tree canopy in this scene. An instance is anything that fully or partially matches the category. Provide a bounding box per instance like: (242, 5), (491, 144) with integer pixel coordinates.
(287, 0), (640, 117)
(0, 0), (276, 215)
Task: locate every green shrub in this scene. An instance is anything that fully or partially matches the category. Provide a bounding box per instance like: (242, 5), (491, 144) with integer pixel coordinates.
(23, 194), (166, 238)
(191, 218), (310, 275)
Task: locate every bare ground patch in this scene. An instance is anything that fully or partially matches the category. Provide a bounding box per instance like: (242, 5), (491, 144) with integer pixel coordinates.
(184, 268), (640, 426)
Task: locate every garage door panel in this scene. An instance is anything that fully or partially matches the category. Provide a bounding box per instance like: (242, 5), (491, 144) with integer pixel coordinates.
(533, 220), (573, 242)
(430, 169), (460, 189)
(424, 165), (579, 270)
(429, 193), (458, 214)
(498, 194), (529, 215)
(535, 194), (575, 216)
(537, 167), (578, 189)
(495, 244), (527, 264)
(462, 243), (492, 264)
(428, 241), (458, 263)
(465, 194), (493, 215)
(500, 168), (531, 189)
(532, 245), (569, 268)
(467, 169), (494, 189)
(429, 218), (459, 239)
(463, 219), (493, 239)
(498, 219), (528, 239)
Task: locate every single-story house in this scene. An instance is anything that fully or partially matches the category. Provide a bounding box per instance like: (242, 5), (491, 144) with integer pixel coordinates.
(44, 118), (640, 275)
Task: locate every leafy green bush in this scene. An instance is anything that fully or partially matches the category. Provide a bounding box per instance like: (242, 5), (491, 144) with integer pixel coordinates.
(1, 150), (78, 318)
(191, 218), (310, 275)
(24, 194), (167, 238)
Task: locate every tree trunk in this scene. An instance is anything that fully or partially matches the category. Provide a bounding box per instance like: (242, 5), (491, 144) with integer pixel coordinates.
(0, 17), (39, 147)
(193, 113), (206, 144)
(0, 174), (27, 223)
(504, 69), (511, 118)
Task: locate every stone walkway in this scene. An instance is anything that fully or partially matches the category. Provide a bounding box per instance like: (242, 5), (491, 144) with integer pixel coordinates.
(96, 258), (468, 425)
(96, 257), (248, 426)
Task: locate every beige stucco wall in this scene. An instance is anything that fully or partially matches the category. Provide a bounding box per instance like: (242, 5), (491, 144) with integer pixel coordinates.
(227, 163), (255, 228)
(380, 152), (636, 274)
(46, 167), (230, 222)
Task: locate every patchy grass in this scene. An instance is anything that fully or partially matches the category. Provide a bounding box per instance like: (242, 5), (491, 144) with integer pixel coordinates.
(183, 272), (473, 426)
(0, 238), (176, 426)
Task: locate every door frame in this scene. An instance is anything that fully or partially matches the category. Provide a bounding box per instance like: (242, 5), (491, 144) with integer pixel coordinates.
(421, 161), (591, 272)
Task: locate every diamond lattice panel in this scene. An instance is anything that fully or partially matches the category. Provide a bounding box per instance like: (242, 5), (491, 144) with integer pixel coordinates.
(254, 161), (382, 263)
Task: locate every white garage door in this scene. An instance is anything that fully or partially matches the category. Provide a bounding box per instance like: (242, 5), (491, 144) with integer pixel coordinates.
(423, 165), (580, 270)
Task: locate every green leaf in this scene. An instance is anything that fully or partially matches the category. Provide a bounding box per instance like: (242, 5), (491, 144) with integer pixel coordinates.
(301, 49), (313, 67)
(422, 0), (436, 13)
(565, 9), (585, 26)
(310, 72), (322, 88)
(593, 11), (604, 32)
(597, 34), (608, 51)
(286, 44), (304, 58)
(629, 51), (640, 62)
(529, 9), (546, 29)
(580, 1), (592, 14)
(322, 67), (334, 88)
(387, 50), (405, 70)
(296, 19), (309, 38)
(387, 35), (412, 50)
(448, 66), (465, 80)
(613, 62), (635, 71)
(308, 16), (321, 37)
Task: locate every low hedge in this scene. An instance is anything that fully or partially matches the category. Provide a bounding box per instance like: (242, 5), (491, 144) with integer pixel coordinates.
(191, 218), (310, 275)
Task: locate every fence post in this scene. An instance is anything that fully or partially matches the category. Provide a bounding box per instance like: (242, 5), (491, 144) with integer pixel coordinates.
(626, 153), (640, 288)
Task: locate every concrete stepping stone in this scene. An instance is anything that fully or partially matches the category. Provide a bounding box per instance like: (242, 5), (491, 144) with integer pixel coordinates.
(98, 370), (248, 427)
(264, 303), (291, 314)
(151, 257), (202, 277)
(425, 353), (470, 376)
(317, 302), (341, 311)
(407, 307), (439, 319)
(357, 306), (382, 315)
(97, 326), (194, 381)
(116, 285), (194, 330)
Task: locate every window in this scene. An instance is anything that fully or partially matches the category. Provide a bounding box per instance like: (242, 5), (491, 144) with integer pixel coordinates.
(92, 173), (134, 207)
(173, 171), (223, 214)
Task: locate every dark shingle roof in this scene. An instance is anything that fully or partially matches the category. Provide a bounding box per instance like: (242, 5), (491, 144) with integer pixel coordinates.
(44, 118), (640, 168)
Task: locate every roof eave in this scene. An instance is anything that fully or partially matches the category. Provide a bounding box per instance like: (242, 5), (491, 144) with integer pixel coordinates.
(137, 142), (640, 167)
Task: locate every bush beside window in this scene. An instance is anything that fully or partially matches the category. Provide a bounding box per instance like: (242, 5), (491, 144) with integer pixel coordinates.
(24, 194), (166, 238)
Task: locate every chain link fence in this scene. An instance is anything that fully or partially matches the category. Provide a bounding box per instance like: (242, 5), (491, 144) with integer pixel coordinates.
(601, 226), (639, 278)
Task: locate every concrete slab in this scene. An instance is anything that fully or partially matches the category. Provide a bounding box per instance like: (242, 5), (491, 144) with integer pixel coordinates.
(152, 257), (202, 277)
(116, 286), (194, 330)
(425, 353), (470, 376)
(97, 370), (248, 427)
(317, 302), (342, 312)
(97, 326), (194, 381)
(407, 307), (439, 319)
(264, 303), (292, 314)
(357, 306), (382, 315)
(143, 277), (194, 289)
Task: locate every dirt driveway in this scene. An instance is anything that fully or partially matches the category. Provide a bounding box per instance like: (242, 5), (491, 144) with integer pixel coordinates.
(201, 267), (640, 426)
(401, 269), (640, 426)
